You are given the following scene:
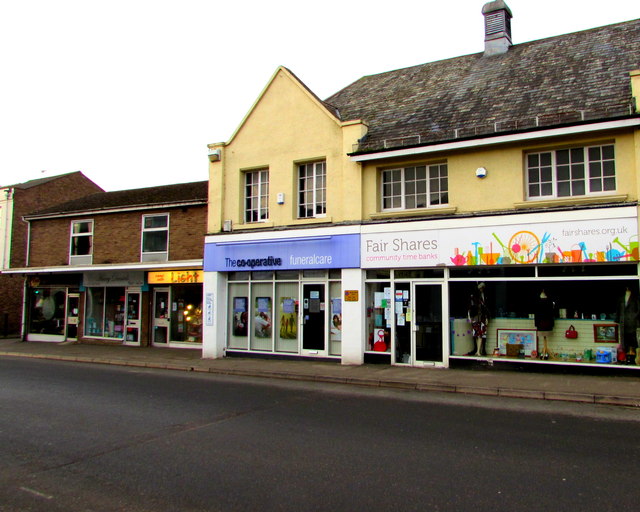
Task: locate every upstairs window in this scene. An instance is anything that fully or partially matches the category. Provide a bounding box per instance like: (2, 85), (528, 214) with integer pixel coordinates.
(244, 169), (269, 223)
(527, 144), (615, 199)
(382, 163), (448, 210)
(69, 220), (93, 265)
(298, 161), (326, 218)
(141, 214), (169, 262)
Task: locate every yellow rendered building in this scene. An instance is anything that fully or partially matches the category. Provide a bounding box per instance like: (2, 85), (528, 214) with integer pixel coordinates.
(203, 1), (640, 370)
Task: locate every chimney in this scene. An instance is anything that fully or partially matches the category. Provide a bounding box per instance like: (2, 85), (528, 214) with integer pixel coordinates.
(482, 0), (512, 56)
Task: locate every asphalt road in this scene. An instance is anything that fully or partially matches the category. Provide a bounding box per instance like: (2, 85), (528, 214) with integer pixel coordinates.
(1, 357), (640, 512)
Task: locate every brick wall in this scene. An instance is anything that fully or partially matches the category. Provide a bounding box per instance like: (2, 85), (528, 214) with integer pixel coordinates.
(0, 172), (101, 336)
(28, 204), (206, 267)
(11, 172), (102, 268)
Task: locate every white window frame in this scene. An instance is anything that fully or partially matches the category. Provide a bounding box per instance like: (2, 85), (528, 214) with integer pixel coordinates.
(298, 161), (326, 219)
(381, 163), (448, 211)
(526, 144), (616, 200)
(69, 219), (93, 265)
(244, 169), (269, 223)
(141, 213), (169, 262)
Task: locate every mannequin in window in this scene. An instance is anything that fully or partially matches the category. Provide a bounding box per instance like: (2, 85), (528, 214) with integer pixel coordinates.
(467, 282), (489, 356)
(535, 290), (555, 360)
(618, 286), (639, 363)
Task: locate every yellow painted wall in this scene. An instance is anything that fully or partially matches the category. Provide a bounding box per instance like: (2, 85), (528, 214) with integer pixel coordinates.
(361, 130), (638, 219)
(207, 67), (366, 234)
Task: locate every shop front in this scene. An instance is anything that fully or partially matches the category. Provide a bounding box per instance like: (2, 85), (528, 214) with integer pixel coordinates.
(362, 205), (640, 369)
(203, 229), (360, 360)
(26, 274), (82, 342)
(147, 270), (203, 347)
(82, 271), (146, 345)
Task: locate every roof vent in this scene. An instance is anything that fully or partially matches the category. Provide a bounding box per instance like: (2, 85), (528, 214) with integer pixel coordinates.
(482, 0), (512, 56)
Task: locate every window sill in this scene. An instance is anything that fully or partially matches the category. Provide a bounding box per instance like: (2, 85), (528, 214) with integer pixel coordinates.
(370, 207), (457, 220)
(290, 216), (333, 226)
(514, 194), (628, 210)
(235, 221), (275, 230)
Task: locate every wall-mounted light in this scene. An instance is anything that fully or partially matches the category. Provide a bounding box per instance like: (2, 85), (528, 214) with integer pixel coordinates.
(476, 167), (487, 179)
(277, 192), (285, 204)
(208, 149), (221, 162)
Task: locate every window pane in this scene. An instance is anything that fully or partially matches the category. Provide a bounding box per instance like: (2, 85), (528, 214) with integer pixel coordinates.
(590, 178), (602, 192)
(143, 231), (168, 252)
(603, 177), (616, 191)
(570, 148), (584, 163)
(144, 215), (168, 229)
(602, 145), (615, 160)
(573, 181), (585, 196)
(85, 288), (105, 337)
(588, 146), (601, 161)
(603, 161), (615, 176)
(556, 150), (569, 165)
(589, 162), (602, 178)
(572, 163), (585, 180)
(557, 182), (570, 196)
(71, 235), (92, 256)
(557, 165), (569, 181)
(73, 221), (91, 234)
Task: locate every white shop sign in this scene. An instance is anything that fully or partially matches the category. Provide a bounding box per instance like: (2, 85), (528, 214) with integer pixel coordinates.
(83, 271), (145, 287)
(361, 216), (638, 268)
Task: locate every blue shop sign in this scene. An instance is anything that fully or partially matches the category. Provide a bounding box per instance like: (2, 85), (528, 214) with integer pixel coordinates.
(204, 234), (360, 271)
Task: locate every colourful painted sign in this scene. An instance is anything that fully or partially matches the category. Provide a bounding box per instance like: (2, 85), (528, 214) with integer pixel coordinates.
(148, 270), (203, 284)
(362, 215), (638, 268)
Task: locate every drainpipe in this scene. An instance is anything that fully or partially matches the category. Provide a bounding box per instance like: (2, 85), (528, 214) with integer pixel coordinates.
(20, 275), (28, 341)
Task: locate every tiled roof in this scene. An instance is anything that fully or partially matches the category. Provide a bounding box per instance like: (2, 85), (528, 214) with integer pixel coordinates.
(2, 171), (97, 190)
(27, 181), (208, 217)
(325, 19), (640, 154)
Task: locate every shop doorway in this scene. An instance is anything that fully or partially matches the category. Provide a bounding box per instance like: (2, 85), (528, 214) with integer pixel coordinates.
(302, 283), (325, 354)
(66, 293), (79, 340)
(413, 283), (443, 364)
(394, 282), (444, 365)
(152, 288), (170, 345)
(124, 290), (141, 345)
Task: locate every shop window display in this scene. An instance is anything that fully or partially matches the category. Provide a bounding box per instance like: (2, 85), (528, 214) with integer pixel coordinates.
(366, 282), (391, 353)
(169, 285), (203, 343)
(449, 279), (640, 365)
(28, 287), (66, 335)
(85, 287), (125, 339)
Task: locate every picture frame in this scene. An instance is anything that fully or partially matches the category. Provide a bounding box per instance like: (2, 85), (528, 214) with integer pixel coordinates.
(593, 323), (618, 343)
(497, 329), (538, 357)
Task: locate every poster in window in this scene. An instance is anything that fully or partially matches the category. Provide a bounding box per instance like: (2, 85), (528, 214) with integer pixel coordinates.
(279, 298), (297, 340)
(330, 298), (342, 341)
(233, 297), (248, 336)
(255, 297), (272, 338)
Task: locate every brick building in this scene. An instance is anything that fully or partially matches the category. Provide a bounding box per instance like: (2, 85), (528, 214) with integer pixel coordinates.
(5, 181), (207, 347)
(0, 172), (103, 336)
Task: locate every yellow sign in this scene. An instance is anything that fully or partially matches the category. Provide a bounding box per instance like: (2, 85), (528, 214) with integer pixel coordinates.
(148, 270), (203, 284)
(344, 290), (359, 302)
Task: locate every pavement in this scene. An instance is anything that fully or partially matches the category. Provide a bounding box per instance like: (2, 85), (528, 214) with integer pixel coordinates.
(2, 337), (640, 408)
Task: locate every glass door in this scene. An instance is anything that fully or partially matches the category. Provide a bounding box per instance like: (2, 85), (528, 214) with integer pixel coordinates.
(393, 283), (412, 364)
(413, 283), (444, 364)
(125, 290), (141, 345)
(152, 288), (170, 345)
(302, 283), (325, 354)
(66, 293), (79, 340)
